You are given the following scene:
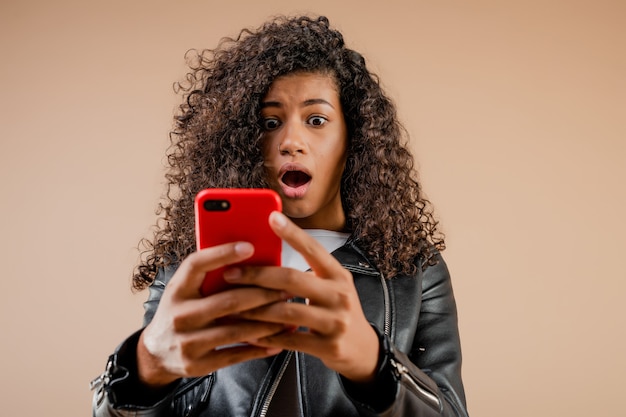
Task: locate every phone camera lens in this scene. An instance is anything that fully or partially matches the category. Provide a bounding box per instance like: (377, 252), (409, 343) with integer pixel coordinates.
(204, 200), (230, 211)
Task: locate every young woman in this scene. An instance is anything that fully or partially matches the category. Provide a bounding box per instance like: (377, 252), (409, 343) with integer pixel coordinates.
(92, 15), (469, 417)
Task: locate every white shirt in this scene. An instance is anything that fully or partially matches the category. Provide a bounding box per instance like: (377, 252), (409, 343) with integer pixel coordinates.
(281, 229), (350, 271)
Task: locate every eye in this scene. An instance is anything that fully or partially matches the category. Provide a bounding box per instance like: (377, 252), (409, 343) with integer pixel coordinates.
(261, 118), (281, 131)
(307, 115), (327, 127)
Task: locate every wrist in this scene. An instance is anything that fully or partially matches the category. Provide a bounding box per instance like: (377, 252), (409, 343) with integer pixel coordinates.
(137, 329), (180, 388)
(340, 325), (380, 383)
(340, 324), (397, 411)
(92, 329), (180, 409)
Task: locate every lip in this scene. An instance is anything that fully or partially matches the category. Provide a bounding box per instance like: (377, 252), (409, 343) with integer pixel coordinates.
(278, 162), (312, 199)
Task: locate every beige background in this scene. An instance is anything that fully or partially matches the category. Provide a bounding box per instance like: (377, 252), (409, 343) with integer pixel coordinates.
(1, 0), (624, 415)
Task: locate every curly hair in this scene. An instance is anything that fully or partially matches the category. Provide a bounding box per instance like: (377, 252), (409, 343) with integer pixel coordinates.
(133, 15), (445, 291)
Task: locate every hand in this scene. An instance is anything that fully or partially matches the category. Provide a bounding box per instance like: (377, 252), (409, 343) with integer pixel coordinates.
(223, 211), (380, 383)
(137, 241), (288, 387)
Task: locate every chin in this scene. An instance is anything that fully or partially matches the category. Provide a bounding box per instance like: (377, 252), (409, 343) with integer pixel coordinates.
(282, 205), (316, 222)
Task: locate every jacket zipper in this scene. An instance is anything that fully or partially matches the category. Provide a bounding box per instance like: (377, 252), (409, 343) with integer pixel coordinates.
(380, 272), (440, 412)
(378, 272), (391, 337)
(258, 350), (295, 417)
(89, 357), (113, 406)
(389, 358), (441, 412)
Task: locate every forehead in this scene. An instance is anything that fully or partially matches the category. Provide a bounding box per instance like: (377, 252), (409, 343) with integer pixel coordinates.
(263, 72), (340, 102)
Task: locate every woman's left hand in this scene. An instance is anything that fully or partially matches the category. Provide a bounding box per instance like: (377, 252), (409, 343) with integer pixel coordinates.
(222, 211), (380, 383)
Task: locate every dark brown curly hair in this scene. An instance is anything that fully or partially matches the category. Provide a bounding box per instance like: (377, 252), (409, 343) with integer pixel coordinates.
(133, 15), (445, 291)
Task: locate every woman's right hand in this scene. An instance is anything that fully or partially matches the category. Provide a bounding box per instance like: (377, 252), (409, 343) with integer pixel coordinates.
(136, 241), (288, 388)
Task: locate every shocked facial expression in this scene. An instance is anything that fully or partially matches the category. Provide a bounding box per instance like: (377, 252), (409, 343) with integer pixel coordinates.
(261, 72), (348, 231)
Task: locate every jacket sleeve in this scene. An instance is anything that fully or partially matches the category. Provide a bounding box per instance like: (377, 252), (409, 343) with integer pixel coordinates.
(342, 254), (469, 417)
(92, 269), (180, 417)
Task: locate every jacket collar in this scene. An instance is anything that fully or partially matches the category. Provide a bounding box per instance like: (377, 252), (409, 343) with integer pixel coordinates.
(330, 240), (380, 277)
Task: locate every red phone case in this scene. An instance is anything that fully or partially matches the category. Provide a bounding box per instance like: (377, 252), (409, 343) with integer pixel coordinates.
(194, 188), (282, 296)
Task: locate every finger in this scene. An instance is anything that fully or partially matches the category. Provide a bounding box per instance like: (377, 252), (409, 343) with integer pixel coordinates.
(170, 339), (284, 378)
(224, 263), (354, 307)
(171, 286), (290, 330)
(269, 212), (344, 279)
(178, 319), (287, 359)
(170, 242), (254, 299)
(254, 329), (323, 352)
(251, 324), (380, 383)
(228, 264), (352, 309)
(203, 344), (283, 370)
(237, 300), (342, 334)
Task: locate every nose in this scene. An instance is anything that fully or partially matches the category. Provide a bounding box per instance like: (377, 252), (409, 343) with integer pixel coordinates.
(278, 122), (307, 156)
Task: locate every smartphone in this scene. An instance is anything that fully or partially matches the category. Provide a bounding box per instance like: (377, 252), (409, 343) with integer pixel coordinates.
(194, 188), (282, 296)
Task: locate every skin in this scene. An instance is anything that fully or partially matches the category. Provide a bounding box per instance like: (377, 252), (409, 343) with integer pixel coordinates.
(261, 72), (348, 231)
(137, 72), (379, 388)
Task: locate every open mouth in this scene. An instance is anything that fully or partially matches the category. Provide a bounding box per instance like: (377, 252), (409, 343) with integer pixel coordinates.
(281, 170), (311, 188)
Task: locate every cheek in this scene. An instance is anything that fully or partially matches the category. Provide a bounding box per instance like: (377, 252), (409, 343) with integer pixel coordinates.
(261, 139), (280, 180)
(321, 147), (347, 183)
(261, 136), (274, 159)
(329, 136), (347, 169)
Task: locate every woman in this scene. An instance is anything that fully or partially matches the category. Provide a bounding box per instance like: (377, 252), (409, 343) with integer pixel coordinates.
(92, 15), (469, 417)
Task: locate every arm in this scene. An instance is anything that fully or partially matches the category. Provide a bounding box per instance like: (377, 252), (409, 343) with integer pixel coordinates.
(342, 255), (469, 416)
(227, 213), (467, 415)
(91, 272), (180, 417)
(92, 243), (288, 417)
(411, 254), (468, 415)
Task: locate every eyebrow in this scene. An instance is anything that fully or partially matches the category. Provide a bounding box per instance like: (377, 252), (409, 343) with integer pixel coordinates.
(261, 98), (335, 109)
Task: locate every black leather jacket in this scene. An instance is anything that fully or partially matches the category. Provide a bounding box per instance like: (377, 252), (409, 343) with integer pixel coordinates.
(92, 241), (469, 416)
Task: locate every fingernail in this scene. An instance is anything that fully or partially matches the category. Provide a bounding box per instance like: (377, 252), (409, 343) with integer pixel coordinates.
(270, 211), (287, 228)
(223, 267), (242, 282)
(234, 242), (254, 256)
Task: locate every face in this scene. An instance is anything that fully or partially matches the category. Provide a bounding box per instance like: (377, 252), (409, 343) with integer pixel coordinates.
(261, 72), (348, 231)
